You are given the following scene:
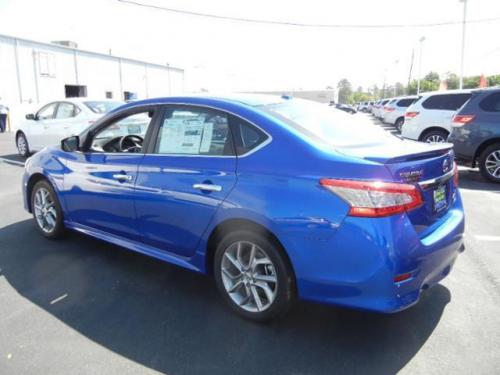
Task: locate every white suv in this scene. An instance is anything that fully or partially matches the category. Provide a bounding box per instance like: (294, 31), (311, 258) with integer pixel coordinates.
(401, 90), (472, 143)
(16, 99), (124, 156)
(381, 96), (418, 130)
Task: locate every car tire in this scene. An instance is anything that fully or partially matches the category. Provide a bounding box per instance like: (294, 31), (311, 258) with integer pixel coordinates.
(31, 180), (65, 239)
(213, 229), (296, 322)
(421, 129), (448, 143)
(478, 144), (500, 183)
(17, 132), (30, 157)
(395, 117), (404, 131)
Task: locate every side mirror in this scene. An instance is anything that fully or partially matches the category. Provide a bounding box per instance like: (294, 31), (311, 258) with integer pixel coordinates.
(61, 135), (80, 152)
(26, 113), (36, 120)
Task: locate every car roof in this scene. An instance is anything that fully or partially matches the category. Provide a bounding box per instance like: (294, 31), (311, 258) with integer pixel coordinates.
(419, 89), (473, 97)
(112, 93), (290, 113)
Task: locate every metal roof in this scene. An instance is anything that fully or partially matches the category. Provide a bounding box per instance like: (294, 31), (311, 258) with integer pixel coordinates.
(0, 32), (183, 73)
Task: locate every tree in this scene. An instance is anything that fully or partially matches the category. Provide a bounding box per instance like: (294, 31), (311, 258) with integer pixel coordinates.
(487, 75), (500, 87)
(337, 79), (353, 104)
(463, 75), (481, 89)
(444, 72), (460, 90)
(395, 82), (405, 96)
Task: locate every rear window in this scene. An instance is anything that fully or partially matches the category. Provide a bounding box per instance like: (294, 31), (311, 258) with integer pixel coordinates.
(479, 92), (500, 112)
(422, 93), (471, 111)
(261, 99), (396, 147)
(381, 100), (389, 105)
(397, 98), (416, 107)
(84, 101), (124, 114)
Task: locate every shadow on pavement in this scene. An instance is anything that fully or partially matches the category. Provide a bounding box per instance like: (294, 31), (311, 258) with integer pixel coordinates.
(0, 219), (451, 375)
(0, 153), (26, 166)
(458, 168), (500, 192)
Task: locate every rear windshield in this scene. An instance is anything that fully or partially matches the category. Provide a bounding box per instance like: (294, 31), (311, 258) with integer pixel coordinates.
(397, 98), (416, 107)
(422, 93), (471, 111)
(260, 99), (396, 147)
(84, 101), (124, 114)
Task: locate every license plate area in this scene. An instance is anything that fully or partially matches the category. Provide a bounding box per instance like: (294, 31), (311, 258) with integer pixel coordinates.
(433, 184), (447, 213)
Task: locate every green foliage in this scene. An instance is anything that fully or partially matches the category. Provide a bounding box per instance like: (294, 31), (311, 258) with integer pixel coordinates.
(333, 72), (500, 105)
(337, 78), (353, 104)
(463, 76), (481, 89)
(487, 75), (500, 87)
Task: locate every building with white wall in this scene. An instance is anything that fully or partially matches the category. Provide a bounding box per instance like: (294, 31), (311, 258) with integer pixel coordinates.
(0, 33), (184, 128)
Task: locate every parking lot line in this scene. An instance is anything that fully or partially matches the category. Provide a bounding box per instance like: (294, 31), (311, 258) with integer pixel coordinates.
(474, 235), (500, 242)
(50, 294), (68, 305)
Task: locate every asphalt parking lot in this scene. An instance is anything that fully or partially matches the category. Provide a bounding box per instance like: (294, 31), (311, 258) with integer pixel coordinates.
(1, 125), (499, 375)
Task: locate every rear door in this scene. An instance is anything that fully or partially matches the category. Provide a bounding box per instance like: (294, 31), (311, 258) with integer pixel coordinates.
(134, 105), (237, 257)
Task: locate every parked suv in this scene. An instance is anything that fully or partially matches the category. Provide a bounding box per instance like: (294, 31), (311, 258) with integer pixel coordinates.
(382, 96), (418, 130)
(373, 99), (390, 119)
(449, 88), (500, 182)
(402, 90), (472, 143)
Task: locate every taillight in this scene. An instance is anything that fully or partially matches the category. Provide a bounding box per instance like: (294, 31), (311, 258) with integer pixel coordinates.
(452, 114), (475, 126)
(384, 107), (395, 112)
(405, 111), (419, 118)
(453, 162), (459, 187)
(320, 179), (423, 218)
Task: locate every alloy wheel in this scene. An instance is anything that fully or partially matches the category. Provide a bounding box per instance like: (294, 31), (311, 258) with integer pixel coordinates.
(17, 135), (27, 155)
(485, 149), (500, 179)
(220, 241), (278, 313)
(425, 134), (446, 143)
(33, 187), (57, 233)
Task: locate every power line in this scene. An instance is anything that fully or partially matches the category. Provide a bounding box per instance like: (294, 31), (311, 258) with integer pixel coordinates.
(118, 0), (500, 29)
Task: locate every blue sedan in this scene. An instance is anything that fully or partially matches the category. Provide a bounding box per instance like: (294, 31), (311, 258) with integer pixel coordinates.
(22, 94), (465, 321)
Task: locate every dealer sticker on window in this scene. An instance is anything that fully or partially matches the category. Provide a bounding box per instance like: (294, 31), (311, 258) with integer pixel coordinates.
(433, 185), (447, 212)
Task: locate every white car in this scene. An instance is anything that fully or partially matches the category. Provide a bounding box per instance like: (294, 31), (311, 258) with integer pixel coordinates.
(381, 96), (418, 130)
(15, 99), (124, 156)
(401, 90), (472, 143)
(373, 99), (391, 118)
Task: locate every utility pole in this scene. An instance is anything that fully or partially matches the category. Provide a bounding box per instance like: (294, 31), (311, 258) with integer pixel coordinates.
(459, 0), (468, 89)
(417, 36), (426, 95)
(407, 49), (414, 95)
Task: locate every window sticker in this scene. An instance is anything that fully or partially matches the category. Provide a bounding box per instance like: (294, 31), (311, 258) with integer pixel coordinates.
(199, 122), (214, 153)
(159, 118), (204, 154)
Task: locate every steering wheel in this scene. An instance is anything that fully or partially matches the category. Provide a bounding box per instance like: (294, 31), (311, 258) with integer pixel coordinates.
(119, 134), (144, 153)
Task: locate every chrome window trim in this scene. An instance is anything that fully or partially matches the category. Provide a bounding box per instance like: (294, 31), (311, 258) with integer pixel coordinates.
(85, 101), (273, 158)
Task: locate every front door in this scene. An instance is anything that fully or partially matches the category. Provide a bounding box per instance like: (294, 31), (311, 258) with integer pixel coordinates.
(30, 102), (58, 149)
(62, 108), (158, 241)
(134, 105), (237, 257)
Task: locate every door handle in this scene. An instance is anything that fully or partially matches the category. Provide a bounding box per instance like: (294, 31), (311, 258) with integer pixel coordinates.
(193, 183), (222, 192)
(112, 174), (133, 181)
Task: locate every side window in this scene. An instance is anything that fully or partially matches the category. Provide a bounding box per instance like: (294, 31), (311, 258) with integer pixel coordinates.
(90, 110), (155, 153)
(232, 118), (268, 156)
(55, 103), (79, 119)
(37, 103), (57, 120)
(155, 107), (233, 156)
(479, 92), (500, 112)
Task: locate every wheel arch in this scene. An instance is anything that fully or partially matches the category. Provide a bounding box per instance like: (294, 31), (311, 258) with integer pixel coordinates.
(418, 126), (449, 142)
(473, 138), (500, 168)
(205, 218), (296, 281)
(26, 173), (49, 213)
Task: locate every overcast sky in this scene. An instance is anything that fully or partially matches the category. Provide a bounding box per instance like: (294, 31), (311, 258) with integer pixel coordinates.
(1, 0), (499, 92)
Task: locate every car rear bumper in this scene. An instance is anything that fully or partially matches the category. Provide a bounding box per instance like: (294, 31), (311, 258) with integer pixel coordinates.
(288, 193), (465, 313)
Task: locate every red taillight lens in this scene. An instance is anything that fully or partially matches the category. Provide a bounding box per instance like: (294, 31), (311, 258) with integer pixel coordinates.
(394, 272), (412, 283)
(384, 107), (395, 112)
(453, 162), (459, 187)
(320, 179), (423, 218)
(452, 114), (475, 126)
(405, 111), (419, 118)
